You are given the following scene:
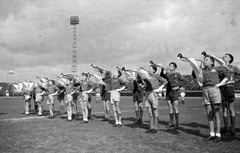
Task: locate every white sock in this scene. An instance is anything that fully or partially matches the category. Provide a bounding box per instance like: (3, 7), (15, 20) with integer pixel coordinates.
(215, 133), (221, 137)
(210, 132), (215, 137)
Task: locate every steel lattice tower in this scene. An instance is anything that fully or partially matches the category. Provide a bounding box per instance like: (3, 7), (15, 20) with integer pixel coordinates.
(70, 16), (79, 75)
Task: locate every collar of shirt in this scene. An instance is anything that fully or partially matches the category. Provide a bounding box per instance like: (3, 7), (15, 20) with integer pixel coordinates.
(204, 66), (213, 71)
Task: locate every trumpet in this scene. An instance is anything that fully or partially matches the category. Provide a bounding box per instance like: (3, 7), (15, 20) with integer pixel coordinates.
(201, 51), (207, 57)
(201, 51), (224, 60)
(91, 64), (107, 71)
(121, 67), (132, 72)
(116, 66), (131, 72)
(177, 53), (203, 62)
(81, 72), (91, 78)
(116, 66), (122, 72)
(149, 61), (168, 70)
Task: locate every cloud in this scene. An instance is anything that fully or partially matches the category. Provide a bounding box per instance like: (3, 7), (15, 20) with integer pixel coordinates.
(0, 0), (240, 82)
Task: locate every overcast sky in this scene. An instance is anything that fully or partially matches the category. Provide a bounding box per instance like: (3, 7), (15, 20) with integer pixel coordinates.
(1, 0), (240, 82)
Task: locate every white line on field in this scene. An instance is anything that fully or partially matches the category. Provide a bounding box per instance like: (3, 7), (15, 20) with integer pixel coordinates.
(2, 116), (45, 121)
(1, 104), (239, 122)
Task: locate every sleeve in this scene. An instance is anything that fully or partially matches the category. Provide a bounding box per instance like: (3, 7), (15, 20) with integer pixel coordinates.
(177, 73), (187, 87)
(233, 66), (240, 82)
(234, 66), (240, 74)
(216, 66), (231, 79)
(118, 78), (125, 87)
(87, 80), (95, 90)
(160, 68), (167, 79)
(54, 85), (58, 92)
(133, 80), (138, 93)
(155, 74), (168, 86)
(191, 70), (196, 79)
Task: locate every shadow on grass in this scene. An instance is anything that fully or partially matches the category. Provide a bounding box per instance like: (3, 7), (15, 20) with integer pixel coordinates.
(181, 122), (209, 129)
(161, 128), (180, 135)
(221, 128), (240, 142)
(124, 123), (150, 130)
(123, 117), (150, 130)
(91, 115), (105, 120)
(0, 113), (7, 115)
(122, 117), (136, 122)
(158, 120), (206, 137)
(158, 120), (180, 135)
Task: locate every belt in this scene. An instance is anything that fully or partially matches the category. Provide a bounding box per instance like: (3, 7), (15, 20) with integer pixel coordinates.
(226, 81), (235, 84)
(225, 83), (234, 87)
(203, 85), (214, 89)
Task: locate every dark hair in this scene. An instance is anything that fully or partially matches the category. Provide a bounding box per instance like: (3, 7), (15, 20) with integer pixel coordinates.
(82, 72), (88, 77)
(117, 70), (122, 77)
(150, 65), (157, 73)
(50, 80), (55, 85)
(204, 55), (215, 67)
(226, 53), (234, 63)
(169, 62), (177, 69)
(104, 71), (112, 78)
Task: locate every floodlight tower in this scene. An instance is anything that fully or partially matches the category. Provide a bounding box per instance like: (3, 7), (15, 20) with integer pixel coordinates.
(70, 16), (79, 75)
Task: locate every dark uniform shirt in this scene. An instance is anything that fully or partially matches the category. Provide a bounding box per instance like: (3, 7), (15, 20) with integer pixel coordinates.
(144, 73), (167, 92)
(202, 66), (230, 87)
(160, 71), (187, 88)
(226, 65), (240, 84)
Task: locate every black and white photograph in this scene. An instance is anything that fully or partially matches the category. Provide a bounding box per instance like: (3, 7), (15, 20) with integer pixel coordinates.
(0, 0), (240, 152)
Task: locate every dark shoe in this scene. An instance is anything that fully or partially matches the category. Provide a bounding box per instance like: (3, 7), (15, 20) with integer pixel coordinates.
(230, 130), (236, 136)
(117, 124), (122, 127)
(214, 136), (221, 143)
(113, 124), (118, 127)
(204, 136), (215, 142)
(150, 129), (158, 134)
(221, 128), (229, 134)
(83, 120), (88, 123)
(48, 116), (55, 119)
(134, 119), (143, 124)
(88, 116), (92, 120)
(72, 114), (76, 119)
(175, 124), (179, 129)
(146, 129), (153, 133)
(182, 101), (185, 104)
(102, 118), (109, 121)
(168, 124), (175, 128)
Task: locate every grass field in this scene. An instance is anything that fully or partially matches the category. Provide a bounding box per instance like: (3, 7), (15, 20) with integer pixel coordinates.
(0, 96), (240, 153)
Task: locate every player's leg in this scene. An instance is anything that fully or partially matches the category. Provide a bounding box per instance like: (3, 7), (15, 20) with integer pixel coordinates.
(87, 94), (92, 120)
(72, 100), (77, 118)
(24, 99), (30, 115)
(173, 99), (179, 129)
(221, 101), (229, 133)
(227, 85), (236, 135)
(213, 104), (221, 142)
(112, 102), (118, 127)
(229, 102), (236, 135)
(66, 102), (73, 121)
(37, 101), (43, 116)
(167, 100), (174, 127)
(83, 101), (88, 123)
(146, 105), (154, 133)
(134, 101), (140, 123)
(59, 99), (65, 115)
(115, 101), (122, 127)
(204, 104), (215, 141)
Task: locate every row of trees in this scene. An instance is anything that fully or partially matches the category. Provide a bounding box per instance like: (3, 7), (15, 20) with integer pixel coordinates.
(1, 75), (240, 96)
